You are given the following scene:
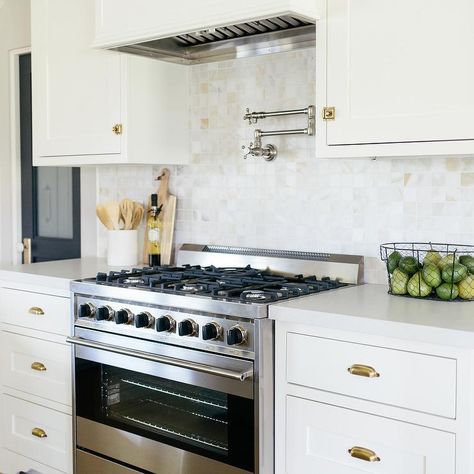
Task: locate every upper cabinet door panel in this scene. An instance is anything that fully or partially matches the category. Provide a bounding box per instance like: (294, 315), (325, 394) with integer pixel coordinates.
(94, 0), (318, 47)
(32, 0), (121, 157)
(326, 0), (474, 145)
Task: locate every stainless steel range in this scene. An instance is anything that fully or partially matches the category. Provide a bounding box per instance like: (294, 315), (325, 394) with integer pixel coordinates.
(68, 244), (363, 474)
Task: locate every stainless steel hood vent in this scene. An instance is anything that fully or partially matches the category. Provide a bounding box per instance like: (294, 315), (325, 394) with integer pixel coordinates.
(113, 15), (315, 65)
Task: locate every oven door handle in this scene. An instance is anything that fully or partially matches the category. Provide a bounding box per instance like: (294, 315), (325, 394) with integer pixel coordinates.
(66, 336), (253, 382)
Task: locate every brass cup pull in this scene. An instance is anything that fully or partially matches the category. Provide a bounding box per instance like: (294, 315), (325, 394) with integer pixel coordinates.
(347, 364), (380, 378)
(112, 123), (123, 135)
(348, 446), (380, 462)
(31, 362), (47, 372)
(31, 427), (47, 439)
(28, 307), (44, 316)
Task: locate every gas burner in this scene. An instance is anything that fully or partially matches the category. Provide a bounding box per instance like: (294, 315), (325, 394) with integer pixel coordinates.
(241, 290), (268, 301)
(121, 276), (146, 285)
(92, 263), (351, 304)
(201, 265), (261, 279)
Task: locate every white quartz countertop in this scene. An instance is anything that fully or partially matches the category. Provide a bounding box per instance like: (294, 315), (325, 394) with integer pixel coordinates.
(270, 284), (474, 347)
(0, 257), (118, 296)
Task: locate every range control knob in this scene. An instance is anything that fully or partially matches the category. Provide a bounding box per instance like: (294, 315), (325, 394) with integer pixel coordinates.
(202, 322), (222, 341)
(156, 315), (175, 332)
(178, 319), (198, 337)
(115, 309), (133, 325)
(227, 325), (248, 346)
(135, 312), (155, 329)
(78, 303), (95, 318)
(96, 305), (114, 321)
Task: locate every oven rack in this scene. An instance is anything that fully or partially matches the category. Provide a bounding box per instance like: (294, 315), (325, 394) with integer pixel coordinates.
(109, 397), (228, 452)
(121, 377), (227, 409)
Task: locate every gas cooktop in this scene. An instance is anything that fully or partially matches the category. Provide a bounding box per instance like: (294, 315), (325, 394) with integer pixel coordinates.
(94, 264), (349, 304)
(72, 244), (363, 319)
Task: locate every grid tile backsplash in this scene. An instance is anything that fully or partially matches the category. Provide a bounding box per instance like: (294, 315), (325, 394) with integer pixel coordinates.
(96, 49), (474, 284)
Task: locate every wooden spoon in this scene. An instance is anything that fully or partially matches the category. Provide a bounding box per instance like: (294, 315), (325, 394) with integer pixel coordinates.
(131, 203), (144, 230)
(96, 204), (114, 230)
(120, 198), (135, 230)
(104, 201), (121, 230)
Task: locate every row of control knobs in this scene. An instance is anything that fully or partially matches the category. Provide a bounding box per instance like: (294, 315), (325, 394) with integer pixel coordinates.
(78, 303), (247, 345)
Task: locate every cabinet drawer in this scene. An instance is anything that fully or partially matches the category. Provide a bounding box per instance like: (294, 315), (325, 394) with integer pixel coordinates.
(0, 288), (70, 336)
(1, 332), (72, 406)
(286, 396), (455, 474)
(1, 448), (65, 474)
(287, 333), (456, 418)
(2, 395), (72, 473)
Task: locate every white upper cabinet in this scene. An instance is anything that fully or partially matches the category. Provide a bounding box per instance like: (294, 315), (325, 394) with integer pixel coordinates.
(32, 0), (189, 166)
(93, 0), (318, 48)
(316, 0), (474, 158)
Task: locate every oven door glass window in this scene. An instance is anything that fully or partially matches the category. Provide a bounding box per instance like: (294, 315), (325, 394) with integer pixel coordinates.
(76, 359), (254, 472)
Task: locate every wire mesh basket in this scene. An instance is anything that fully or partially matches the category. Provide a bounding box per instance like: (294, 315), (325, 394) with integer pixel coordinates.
(380, 242), (474, 301)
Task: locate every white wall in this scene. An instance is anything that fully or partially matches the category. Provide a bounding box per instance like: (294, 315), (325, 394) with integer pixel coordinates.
(0, 0), (30, 265)
(96, 49), (474, 284)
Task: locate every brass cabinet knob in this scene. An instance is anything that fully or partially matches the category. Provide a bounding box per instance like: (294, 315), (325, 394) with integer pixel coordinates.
(31, 427), (47, 438)
(322, 106), (336, 120)
(31, 361), (47, 372)
(347, 364), (380, 378)
(28, 307), (44, 316)
(348, 446), (380, 462)
(112, 123), (123, 135)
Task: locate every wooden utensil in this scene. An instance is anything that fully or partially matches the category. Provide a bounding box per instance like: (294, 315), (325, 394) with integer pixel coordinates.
(142, 168), (177, 265)
(96, 204), (114, 230)
(120, 198), (135, 230)
(104, 201), (121, 230)
(131, 203), (144, 230)
(157, 169), (176, 265)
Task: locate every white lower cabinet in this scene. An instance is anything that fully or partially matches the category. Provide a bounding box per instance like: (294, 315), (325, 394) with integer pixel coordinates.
(2, 395), (73, 473)
(2, 448), (65, 474)
(0, 283), (73, 474)
(286, 333), (456, 418)
(1, 331), (71, 406)
(286, 396), (455, 474)
(275, 322), (465, 474)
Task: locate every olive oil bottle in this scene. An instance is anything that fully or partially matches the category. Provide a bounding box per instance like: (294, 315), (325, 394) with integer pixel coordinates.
(146, 194), (163, 266)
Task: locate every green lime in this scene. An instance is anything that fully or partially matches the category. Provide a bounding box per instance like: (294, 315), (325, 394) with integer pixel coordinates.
(422, 263), (442, 288)
(407, 272), (432, 297)
(436, 282), (459, 300)
(459, 274), (474, 300)
(398, 256), (419, 275)
(459, 255), (474, 274)
(387, 251), (402, 273)
(390, 268), (409, 295)
(441, 263), (467, 284)
(423, 251), (442, 267)
(438, 254), (457, 269)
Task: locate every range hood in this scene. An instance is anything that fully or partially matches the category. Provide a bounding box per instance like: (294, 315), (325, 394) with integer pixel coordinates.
(112, 15), (315, 65)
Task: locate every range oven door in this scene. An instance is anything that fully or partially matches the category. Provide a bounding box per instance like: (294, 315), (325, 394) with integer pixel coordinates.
(68, 328), (255, 474)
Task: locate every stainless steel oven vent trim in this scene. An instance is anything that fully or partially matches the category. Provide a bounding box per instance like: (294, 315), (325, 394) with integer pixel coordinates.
(178, 244), (364, 284)
(112, 17), (315, 65)
(202, 245), (331, 261)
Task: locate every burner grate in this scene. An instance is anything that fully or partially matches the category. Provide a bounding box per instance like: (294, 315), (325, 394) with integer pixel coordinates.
(93, 265), (349, 304)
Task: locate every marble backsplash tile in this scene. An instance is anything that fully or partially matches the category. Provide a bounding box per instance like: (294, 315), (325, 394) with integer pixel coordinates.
(96, 49), (474, 284)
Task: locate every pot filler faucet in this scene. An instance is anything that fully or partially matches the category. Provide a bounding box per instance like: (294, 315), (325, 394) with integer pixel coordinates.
(242, 105), (315, 161)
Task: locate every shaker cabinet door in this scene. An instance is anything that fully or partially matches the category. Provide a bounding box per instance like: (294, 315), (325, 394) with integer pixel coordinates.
(285, 396), (455, 474)
(32, 0), (122, 161)
(324, 0), (474, 146)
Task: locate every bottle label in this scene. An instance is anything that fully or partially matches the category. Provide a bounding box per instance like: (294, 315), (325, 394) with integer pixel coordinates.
(148, 229), (160, 243)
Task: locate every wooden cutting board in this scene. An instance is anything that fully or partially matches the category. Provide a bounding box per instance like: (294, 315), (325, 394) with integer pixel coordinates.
(143, 168), (177, 265)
